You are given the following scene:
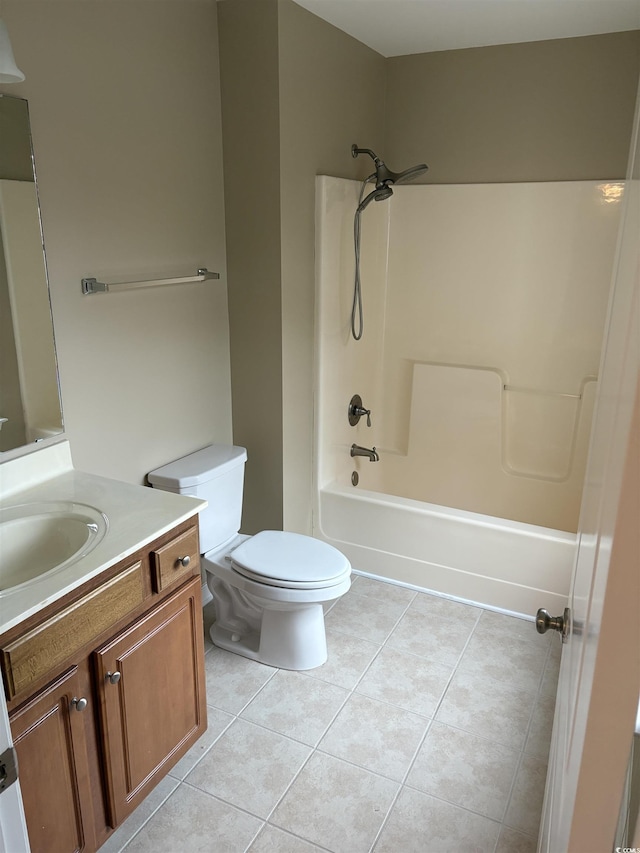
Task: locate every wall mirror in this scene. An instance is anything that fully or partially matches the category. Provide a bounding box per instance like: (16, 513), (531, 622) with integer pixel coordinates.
(0, 94), (63, 453)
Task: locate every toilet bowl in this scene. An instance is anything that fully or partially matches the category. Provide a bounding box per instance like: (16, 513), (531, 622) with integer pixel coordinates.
(204, 530), (351, 669)
(148, 445), (351, 670)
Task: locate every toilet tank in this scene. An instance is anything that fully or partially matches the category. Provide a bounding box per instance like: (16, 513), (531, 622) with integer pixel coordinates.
(148, 444), (247, 553)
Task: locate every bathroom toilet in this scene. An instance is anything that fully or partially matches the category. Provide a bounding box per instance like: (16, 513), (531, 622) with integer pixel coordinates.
(148, 445), (351, 670)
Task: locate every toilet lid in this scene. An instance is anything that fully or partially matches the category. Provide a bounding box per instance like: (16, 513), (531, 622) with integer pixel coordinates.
(230, 531), (350, 589)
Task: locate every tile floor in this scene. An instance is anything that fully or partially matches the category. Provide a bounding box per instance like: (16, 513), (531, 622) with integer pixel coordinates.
(100, 574), (560, 853)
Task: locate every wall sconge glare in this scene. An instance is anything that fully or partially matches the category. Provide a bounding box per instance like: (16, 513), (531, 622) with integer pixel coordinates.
(596, 182), (625, 204)
(0, 18), (25, 83)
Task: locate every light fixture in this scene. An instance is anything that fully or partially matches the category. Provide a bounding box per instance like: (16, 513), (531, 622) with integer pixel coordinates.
(0, 18), (25, 83)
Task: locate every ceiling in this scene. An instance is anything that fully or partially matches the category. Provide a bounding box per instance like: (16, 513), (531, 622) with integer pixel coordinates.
(291, 0), (640, 57)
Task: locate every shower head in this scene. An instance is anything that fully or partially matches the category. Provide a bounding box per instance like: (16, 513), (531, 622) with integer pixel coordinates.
(391, 163), (430, 184)
(352, 144), (428, 194)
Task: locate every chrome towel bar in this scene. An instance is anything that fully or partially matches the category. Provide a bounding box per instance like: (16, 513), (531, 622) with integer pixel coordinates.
(81, 268), (220, 295)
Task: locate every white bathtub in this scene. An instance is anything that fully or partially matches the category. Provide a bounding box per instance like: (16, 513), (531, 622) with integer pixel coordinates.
(315, 482), (574, 617)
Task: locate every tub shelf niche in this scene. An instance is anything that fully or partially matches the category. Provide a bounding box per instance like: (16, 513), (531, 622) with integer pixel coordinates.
(502, 379), (597, 481)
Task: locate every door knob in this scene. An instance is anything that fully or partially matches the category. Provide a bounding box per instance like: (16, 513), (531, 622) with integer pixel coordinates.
(70, 697), (88, 712)
(536, 607), (570, 643)
(106, 671), (121, 685)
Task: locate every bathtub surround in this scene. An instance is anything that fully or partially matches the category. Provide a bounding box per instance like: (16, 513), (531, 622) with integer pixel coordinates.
(314, 175), (623, 612)
(316, 177), (622, 532)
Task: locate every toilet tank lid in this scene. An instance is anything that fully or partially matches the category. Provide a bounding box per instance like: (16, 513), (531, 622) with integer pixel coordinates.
(148, 444), (247, 489)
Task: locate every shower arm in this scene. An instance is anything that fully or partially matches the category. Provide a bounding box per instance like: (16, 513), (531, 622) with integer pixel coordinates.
(351, 145), (381, 165)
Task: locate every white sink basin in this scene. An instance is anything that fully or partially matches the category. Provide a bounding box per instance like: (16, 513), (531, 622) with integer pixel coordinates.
(0, 501), (109, 595)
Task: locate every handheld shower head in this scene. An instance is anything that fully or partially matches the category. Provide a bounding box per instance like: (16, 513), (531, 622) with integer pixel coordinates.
(350, 143), (429, 342)
(357, 182), (394, 212)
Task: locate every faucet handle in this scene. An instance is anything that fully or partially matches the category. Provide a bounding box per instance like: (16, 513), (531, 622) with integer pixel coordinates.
(353, 406), (372, 427)
(348, 395), (372, 427)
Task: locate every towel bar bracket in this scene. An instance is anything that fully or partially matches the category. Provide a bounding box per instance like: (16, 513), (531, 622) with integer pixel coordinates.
(81, 278), (107, 295)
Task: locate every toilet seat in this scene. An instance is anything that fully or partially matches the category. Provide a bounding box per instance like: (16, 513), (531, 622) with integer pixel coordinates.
(229, 530), (350, 590)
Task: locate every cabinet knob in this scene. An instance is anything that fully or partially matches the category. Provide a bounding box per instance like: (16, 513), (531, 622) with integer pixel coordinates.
(106, 671), (121, 685)
(70, 696), (88, 712)
(177, 555), (191, 568)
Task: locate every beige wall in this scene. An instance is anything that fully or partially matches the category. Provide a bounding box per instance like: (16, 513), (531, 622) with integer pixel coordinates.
(218, 0), (385, 533)
(218, 0), (284, 534)
(0, 0), (232, 484)
(386, 31), (640, 184)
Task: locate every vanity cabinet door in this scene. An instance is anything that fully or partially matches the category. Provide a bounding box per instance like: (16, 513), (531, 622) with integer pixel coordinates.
(95, 576), (206, 827)
(10, 666), (95, 853)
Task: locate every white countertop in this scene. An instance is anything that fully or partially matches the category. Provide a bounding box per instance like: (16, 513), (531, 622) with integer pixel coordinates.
(0, 441), (206, 634)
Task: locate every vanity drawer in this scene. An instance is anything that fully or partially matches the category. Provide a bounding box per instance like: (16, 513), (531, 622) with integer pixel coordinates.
(1, 561), (145, 700)
(150, 526), (199, 593)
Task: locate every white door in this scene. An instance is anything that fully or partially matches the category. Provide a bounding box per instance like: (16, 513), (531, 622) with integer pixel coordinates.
(539, 78), (640, 852)
(0, 694), (30, 853)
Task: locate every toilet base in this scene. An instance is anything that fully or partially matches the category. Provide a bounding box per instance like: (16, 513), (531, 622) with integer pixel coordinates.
(210, 601), (328, 670)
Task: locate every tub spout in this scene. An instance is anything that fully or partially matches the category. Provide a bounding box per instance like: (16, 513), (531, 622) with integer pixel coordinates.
(350, 444), (379, 462)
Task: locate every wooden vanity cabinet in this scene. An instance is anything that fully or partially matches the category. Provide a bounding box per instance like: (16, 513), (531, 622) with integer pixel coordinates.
(0, 518), (206, 853)
(96, 579), (205, 827)
(10, 665), (96, 853)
